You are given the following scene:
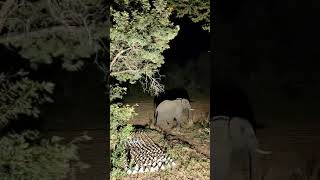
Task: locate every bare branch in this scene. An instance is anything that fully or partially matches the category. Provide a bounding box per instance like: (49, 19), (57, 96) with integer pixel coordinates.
(139, 69), (164, 96)
(110, 69), (139, 76)
(110, 47), (133, 72)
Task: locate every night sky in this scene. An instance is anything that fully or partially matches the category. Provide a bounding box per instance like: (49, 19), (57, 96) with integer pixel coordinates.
(214, 0), (320, 125)
(163, 17), (210, 66)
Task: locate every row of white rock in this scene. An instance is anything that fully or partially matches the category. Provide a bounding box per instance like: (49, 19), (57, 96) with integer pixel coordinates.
(126, 156), (176, 175)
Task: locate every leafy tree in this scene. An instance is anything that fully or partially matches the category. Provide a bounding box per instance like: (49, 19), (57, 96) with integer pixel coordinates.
(0, 130), (90, 180)
(0, 71), (90, 180)
(0, 0), (107, 178)
(0, 70), (54, 127)
(168, 0), (210, 32)
(111, 0), (179, 95)
(110, 0), (179, 177)
(0, 0), (108, 71)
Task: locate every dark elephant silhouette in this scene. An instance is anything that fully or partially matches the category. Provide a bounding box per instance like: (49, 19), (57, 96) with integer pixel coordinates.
(211, 78), (271, 180)
(211, 79), (256, 132)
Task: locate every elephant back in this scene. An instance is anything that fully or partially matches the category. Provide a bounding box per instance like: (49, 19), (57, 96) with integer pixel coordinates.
(153, 87), (191, 109)
(212, 80), (256, 132)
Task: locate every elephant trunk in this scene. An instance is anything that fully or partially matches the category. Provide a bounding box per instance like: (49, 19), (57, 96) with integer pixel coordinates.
(256, 148), (272, 154)
(188, 108), (195, 124)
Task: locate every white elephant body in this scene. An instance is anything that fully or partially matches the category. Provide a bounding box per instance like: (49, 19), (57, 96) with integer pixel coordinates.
(154, 98), (192, 131)
(212, 116), (271, 180)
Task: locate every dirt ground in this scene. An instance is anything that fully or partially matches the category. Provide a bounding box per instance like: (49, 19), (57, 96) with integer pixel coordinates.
(126, 97), (210, 127)
(255, 124), (320, 180)
(121, 97), (211, 180)
(43, 77), (320, 180)
(124, 97), (320, 180)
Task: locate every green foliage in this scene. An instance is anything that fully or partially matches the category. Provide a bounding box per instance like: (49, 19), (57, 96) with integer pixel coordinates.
(110, 103), (135, 173)
(168, 0), (210, 31)
(110, 85), (136, 174)
(110, 87), (136, 172)
(0, 70), (90, 179)
(0, 70), (54, 127)
(110, 1), (180, 176)
(110, 104), (136, 143)
(0, 0), (107, 71)
(110, 0), (179, 95)
(0, 1), (103, 178)
(110, 85), (127, 102)
(0, 130), (90, 180)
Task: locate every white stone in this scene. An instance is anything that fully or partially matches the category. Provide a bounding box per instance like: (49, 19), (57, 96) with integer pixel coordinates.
(152, 161), (157, 167)
(144, 168), (150, 172)
(138, 167), (144, 173)
(133, 165), (139, 172)
(150, 167), (156, 172)
(154, 166), (159, 171)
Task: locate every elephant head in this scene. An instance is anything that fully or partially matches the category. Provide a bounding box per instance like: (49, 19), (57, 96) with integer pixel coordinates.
(212, 116), (271, 180)
(177, 98), (191, 109)
(176, 98), (194, 123)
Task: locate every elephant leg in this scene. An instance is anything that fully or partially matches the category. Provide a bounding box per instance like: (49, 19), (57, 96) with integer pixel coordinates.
(175, 110), (182, 130)
(228, 149), (250, 180)
(247, 150), (259, 180)
(230, 117), (261, 180)
(174, 117), (182, 130)
(213, 120), (232, 180)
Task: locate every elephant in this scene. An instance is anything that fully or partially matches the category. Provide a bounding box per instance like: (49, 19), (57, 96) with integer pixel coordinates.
(212, 79), (257, 132)
(212, 116), (271, 180)
(154, 98), (194, 131)
(153, 88), (192, 110)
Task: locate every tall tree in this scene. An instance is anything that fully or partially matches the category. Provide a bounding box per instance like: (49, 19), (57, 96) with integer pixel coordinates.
(168, 0), (210, 32)
(0, 0), (107, 71)
(0, 0), (107, 178)
(111, 0), (179, 95)
(110, 0), (179, 177)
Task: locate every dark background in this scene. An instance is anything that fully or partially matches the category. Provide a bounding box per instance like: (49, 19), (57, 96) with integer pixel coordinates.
(212, 0), (320, 179)
(214, 0), (320, 125)
(0, 46), (107, 179)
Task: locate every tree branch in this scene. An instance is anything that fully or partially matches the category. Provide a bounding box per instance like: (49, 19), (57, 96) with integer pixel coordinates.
(110, 69), (139, 76)
(110, 47), (133, 72)
(0, 0), (17, 33)
(165, 133), (210, 158)
(0, 25), (107, 44)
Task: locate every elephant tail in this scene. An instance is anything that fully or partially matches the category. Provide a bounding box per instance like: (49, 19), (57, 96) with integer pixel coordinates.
(256, 148), (272, 154)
